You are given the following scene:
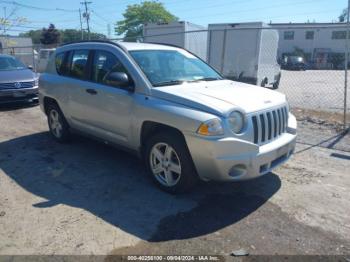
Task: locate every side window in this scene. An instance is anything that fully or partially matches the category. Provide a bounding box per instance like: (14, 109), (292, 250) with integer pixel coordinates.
(284, 31), (294, 40)
(91, 50), (129, 87)
(55, 52), (65, 75)
(332, 31), (346, 40)
(70, 50), (89, 80)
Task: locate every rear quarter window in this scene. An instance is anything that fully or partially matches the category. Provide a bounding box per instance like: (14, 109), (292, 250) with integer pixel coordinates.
(70, 50), (89, 80)
(55, 52), (65, 75)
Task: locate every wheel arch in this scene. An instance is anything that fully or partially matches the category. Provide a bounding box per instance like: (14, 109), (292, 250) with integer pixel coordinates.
(140, 121), (187, 154)
(43, 96), (60, 115)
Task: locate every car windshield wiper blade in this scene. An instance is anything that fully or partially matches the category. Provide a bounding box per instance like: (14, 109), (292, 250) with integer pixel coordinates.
(189, 77), (222, 82)
(153, 80), (184, 87)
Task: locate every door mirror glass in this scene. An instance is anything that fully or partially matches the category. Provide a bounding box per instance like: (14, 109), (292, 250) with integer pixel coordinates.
(105, 72), (134, 91)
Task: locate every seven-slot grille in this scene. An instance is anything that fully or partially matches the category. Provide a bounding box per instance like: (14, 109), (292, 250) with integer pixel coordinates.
(0, 81), (35, 90)
(251, 106), (289, 145)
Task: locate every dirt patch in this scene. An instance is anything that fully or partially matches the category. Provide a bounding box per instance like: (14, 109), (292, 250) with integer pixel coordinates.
(292, 108), (349, 130)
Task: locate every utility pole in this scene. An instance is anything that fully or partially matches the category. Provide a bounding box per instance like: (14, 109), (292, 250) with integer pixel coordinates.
(3, 7), (7, 35)
(344, 0), (350, 129)
(80, 0), (92, 40)
(79, 8), (84, 40)
(107, 24), (111, 39)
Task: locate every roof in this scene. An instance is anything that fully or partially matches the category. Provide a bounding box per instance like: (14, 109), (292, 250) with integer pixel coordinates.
(270, 22), (346, 26)
(59, 40), (182, 52)
(270, 22), (348, 29)
(117, 41), (181, 51)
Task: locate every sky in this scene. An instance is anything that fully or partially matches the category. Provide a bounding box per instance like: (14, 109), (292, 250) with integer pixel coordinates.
(0, 0), (347, 37)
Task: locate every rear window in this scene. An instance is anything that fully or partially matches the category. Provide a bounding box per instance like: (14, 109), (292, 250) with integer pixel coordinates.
(55, 52), (65, 75)
(70, 50), (89, 80)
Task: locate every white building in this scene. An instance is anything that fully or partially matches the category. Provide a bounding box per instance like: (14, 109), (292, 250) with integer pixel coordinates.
(270, 23), (348, 68)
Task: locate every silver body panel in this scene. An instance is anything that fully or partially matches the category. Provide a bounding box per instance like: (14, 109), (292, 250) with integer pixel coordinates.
(39, 41), (297, 182)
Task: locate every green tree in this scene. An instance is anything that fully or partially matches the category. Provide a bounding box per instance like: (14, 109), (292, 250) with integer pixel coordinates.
(40, 24), (61, 45)
(61, 29), (106, 42)
(115, 1), (178, 41)
(20, 28), (107, 44)
(0, 6), (27, 35)
(339, 8), (348, 22)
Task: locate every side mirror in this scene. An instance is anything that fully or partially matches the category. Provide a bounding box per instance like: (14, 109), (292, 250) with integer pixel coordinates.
(105, 72), (134, 91)
(28, 65), (33, 70)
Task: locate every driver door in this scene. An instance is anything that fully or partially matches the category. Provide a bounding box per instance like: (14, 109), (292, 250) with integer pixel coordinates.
(69, 49), (135, 146)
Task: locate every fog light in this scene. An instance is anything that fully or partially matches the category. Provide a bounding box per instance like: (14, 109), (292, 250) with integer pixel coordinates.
(229, 164), (247, 177)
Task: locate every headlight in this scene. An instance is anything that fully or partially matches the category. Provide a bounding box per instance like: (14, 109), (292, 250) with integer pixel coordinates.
(34, 78), (39, 87)
(197, 118), (224, 136)
(228, 111), (245, 134)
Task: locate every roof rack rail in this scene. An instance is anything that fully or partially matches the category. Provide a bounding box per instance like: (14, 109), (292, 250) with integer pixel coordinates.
(59, 39), (128, 52)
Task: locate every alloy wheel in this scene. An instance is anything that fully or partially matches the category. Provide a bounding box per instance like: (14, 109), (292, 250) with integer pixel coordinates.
(149, 142), (182, 187)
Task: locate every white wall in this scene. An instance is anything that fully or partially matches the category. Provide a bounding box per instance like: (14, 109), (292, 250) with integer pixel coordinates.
(270, 24), (347, 59)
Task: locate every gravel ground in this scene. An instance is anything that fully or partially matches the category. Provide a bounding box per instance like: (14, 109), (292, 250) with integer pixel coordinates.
(278, 70), (350, 113)
(0, 105), (349, 257)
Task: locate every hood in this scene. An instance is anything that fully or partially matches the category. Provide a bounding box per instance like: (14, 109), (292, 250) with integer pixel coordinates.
(0, 69), (37, 83)
(151, 80), (286, 116)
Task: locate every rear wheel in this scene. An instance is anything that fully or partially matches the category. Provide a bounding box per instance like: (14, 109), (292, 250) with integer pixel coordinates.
(47, 103), (70, 143)
(145, 132), (198, 193)
(260, 77), (268, 87)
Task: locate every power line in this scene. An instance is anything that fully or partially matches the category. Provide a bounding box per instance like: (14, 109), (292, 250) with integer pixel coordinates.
(0, 0), (79, 12)
(91, 10), (113, 24)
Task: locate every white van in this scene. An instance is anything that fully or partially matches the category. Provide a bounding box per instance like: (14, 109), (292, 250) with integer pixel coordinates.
(143, 21), (208, 61)
(208, 22), (281, 89)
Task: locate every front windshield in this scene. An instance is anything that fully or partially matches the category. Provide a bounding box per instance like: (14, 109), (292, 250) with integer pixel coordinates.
(130, 49), (222, 87)
(0, 56), (26, 71)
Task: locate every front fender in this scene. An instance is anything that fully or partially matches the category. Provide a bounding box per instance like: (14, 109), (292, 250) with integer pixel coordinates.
(130, 95), (220, 150)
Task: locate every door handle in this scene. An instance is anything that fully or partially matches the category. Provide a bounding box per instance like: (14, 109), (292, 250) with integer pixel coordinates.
(86, 89), (97, 95)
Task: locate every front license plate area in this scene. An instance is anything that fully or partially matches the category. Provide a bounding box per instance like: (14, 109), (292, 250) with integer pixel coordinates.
(276, 143), (289, 158)
(13, 92), (26, 98)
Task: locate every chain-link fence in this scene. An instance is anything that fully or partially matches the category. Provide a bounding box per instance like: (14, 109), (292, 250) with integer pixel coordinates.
(0, 45), (37, 70)
(0, 43), (58, 73)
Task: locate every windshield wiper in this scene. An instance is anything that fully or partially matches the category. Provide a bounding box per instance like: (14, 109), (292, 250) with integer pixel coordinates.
(153, 80), (184, 87)
(189, 77), (222, 82)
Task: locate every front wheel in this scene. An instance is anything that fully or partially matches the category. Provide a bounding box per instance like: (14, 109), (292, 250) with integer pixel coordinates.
(144, 132), (198, 194)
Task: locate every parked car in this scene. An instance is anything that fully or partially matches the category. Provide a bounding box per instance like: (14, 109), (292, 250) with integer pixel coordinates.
(39, 41), (297, 193)
(0, 54), (39, 104)
(281, 56), (308, 71)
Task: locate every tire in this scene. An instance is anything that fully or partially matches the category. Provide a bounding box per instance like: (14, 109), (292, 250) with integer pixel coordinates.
(46, 102), (70, 143)
(272, 73), (281, 90)
(260, 77), (268, 88)
(144, 132), (198, 194)
(272, 80), (280, 90)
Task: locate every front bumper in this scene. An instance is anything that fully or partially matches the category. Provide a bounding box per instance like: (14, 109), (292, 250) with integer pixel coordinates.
(185, 115), (297, 182)
(0, 87), (39, 104)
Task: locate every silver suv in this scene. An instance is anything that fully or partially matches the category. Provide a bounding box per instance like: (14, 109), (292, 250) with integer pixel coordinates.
(39, 41), (297, 193)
